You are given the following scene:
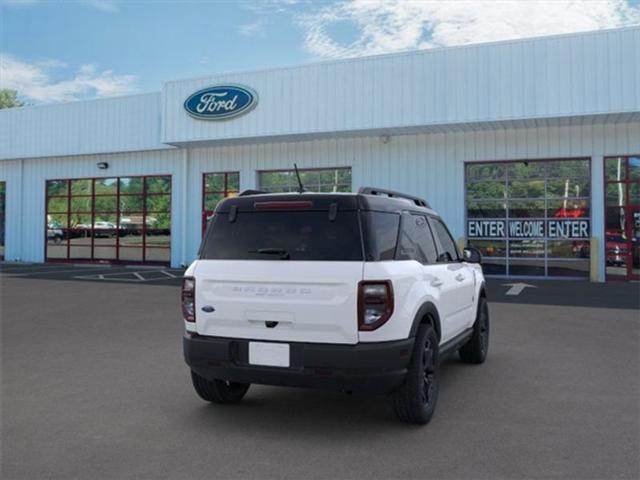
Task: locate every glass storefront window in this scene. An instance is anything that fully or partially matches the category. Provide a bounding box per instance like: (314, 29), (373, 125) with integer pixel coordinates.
(465, 158), (591, 277)
(201, 172), (240, 233)
(257, 167), (351, 193)
(45, 175), (171, 264)
(604, 156), (640, 280)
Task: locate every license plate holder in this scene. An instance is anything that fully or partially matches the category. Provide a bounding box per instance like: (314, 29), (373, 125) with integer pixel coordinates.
(248, 342), (290, 368)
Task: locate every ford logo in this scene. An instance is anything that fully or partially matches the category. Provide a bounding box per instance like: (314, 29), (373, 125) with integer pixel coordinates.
(184, 85), (258, 120)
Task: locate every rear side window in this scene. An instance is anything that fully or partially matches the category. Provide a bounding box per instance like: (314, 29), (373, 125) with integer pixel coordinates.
(361, 211), (400, 261)
(396, 213), (437, 264)
(200, 211), (363, 261)
(431, 218), (459, 262)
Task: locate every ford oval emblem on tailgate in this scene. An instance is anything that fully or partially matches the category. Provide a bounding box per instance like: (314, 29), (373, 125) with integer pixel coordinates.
(201, 305), (215, 313)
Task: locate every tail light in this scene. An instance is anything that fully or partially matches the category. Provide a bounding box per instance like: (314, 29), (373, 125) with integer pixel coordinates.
(358, 281), (394, 331)
(182, 276), (196, 322)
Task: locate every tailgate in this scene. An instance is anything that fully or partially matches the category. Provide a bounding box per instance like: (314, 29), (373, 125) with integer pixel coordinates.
(194, 260), (363, 344)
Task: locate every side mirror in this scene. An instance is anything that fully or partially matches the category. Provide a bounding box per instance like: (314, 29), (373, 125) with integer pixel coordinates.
(463, 246), (482, 264)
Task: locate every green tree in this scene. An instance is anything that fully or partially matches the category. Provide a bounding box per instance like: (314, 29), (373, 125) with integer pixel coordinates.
(0, 90), (24, 109)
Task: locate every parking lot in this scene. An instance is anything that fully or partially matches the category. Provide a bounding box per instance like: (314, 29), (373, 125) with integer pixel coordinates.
(1, 263), (639, 479)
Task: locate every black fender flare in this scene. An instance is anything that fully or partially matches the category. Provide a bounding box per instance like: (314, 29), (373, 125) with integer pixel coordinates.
(409, 302), (442, 342)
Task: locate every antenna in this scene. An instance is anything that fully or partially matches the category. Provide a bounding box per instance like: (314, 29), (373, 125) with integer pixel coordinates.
(293, 163), (305, 193)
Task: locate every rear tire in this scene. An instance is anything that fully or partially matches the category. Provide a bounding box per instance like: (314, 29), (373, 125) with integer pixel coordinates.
(389, 324), (439, 425)
(459, 296), (489, 364)
(190, 370), (250, 404)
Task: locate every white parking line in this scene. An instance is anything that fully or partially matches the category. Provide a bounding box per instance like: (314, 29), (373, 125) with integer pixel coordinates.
(1, 267), (116, 276)
(72, 269), (182, 282)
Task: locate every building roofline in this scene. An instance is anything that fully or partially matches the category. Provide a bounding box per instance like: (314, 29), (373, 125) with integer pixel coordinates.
(163, 25), (640, 86)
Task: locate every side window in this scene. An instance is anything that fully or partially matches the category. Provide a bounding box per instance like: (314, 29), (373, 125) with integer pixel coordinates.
(396, 213), (438, 264)
(431, 218), (460, 262)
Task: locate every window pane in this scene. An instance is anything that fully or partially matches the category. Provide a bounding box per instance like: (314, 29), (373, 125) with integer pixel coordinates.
(548, 240), (590, 259)
(94, 178), (118, 195)
(431, 218), (459, 262)
(47, 197), (68, 213)
(508, 200), (545, 218)
(630, 183), (640, 205)
(94, 246), (117, 260)
(548, 199), (590, 218)
(509, 240), (546, 257)
(547, 260), (589, 277)
(145, 230), (170, 248)
(258, 168), (351, 193)
(70, 197), (92, 213)
(508, 180), (545, 198)
(508, 259), (545, 276)
(47, 213), (68, 229)
(119, 229), (143, 248)
(362, 211), (400, 261)
(467, 240), (506, 257)
(47, 180), (68, 196)
(547, 160), (589, 178)
(146, 213), (171, 230)
(201, 211), (363, 261)
(466, 164), (506, 181)
(605, 157), (626, 181)
(69, 245), (92, 260)
(467, 200), (506, 218)
(630, 157), (640, 180)
(70, 179), (92, 195)
(119, 247), (143, 261)
(146, 194), (171, 212)
(482, 259), (506, 275)
(145, 248), (170, 263)
(204, 173), (225, 192)
(396, 214), (436, 264)
(94, 196), (117, 212)
(120, 177), (143, 194)
(69, 214), (92, 229)
(120, 195), (144, 214)
(547, 179), (590, 198)
(145, 176), (171, 194)
(204, 193), (224, 210)
(507, 162), (545, 178)
(46, 233), (68, 259)
(94, 214), (117, 225)
(606, 183), (626, 206)
(605, 207), (626, 231)
(466, 181), (505, 200)
(93, 231), (117, 246)
(227, 172), (240, 191)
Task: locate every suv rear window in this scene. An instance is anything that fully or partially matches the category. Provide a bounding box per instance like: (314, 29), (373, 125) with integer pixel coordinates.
(200, 211), (363, 261)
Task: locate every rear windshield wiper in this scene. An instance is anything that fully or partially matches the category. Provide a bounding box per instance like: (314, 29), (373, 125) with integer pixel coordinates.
(248, 248), (290, 260)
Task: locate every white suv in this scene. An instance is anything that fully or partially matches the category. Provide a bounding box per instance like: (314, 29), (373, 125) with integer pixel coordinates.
(182, 187), (489, 424)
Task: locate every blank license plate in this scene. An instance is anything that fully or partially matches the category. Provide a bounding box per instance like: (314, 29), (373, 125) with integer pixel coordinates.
(248, 342), (290, 368)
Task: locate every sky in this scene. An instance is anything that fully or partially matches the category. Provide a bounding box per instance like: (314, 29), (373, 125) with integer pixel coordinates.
(1, 0), (639, 105)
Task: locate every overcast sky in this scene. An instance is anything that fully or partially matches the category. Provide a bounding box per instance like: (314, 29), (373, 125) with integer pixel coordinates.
(1, 0), (639, 104)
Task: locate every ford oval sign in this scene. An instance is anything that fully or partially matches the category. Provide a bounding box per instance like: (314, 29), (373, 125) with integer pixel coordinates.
(184, 85), (258, 120)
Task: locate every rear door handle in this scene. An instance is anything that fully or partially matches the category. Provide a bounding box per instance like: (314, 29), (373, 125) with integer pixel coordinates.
(430, 278), (444, 287)
(455, 273), (465, 282)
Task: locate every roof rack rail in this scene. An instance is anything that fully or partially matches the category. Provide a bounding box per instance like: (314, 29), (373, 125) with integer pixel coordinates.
(239, 189), (268, 196)
(358, 187), (430, 208)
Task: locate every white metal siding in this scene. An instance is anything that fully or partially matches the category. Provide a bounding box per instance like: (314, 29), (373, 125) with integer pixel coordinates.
(163, 28), (640, 145)
(0, 93), (171, 161)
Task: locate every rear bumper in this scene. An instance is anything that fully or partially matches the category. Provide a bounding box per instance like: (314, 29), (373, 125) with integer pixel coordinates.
(184, 333), (414, 394)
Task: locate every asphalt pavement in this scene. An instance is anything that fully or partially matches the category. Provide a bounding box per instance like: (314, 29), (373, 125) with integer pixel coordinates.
(1, 271), (639, 479)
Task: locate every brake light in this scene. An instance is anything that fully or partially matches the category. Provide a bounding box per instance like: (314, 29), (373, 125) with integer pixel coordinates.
(254, 201), (313, 209)
(182, 276), (196, 322)
(358, 280), (394, 331)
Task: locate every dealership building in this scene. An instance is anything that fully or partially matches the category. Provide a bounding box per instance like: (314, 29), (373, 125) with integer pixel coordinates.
(1, 27), (639, 281)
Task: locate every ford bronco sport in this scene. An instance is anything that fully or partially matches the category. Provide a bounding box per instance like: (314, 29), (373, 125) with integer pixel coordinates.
(183, 187), (488, 424)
